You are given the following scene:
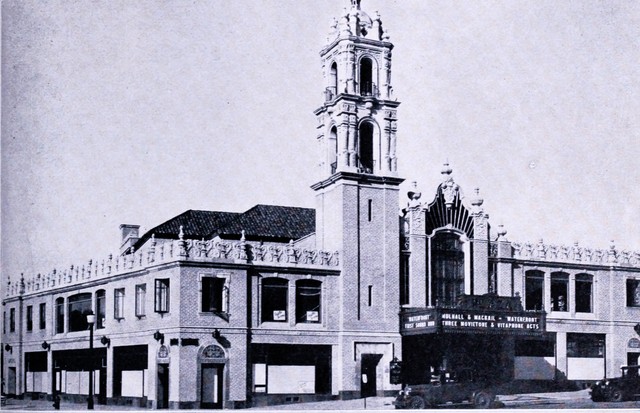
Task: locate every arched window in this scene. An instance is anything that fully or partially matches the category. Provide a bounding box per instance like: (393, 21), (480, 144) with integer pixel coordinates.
(525, 270), (544, 310)
(359, 57), (374, 96)
(329, 126), (338, 173)
(550, 272), (569, 312)
(329, 62), (338, 98)
(55, 297), (64, 334)
(296, 280), (321, 323)
(67, 293), (92, 332)
(431, 232), (465, 306)
(358, 122), (374, 173)
(261, 278), (288, 322)
(96, 289), (106, 329)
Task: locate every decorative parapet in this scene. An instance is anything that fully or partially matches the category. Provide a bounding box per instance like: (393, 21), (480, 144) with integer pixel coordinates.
(510, 239), (640, 268)
(4, 233), (340, 299)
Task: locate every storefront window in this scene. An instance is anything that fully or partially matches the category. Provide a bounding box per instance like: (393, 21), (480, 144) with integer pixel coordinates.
(550, 272), (569, 312)
(431, 232), (464, 307)
(262, 278), (288, 322)
(525, 270), (544, 311)
(567, 333), (605, 358)
(575, 274), (593, 313)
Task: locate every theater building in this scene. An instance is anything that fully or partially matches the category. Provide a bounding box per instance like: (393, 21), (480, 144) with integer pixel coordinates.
(2, 0), (640, 409)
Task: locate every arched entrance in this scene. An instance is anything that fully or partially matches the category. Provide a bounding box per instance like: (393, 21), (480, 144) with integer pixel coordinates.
(199, 344), (226, 409)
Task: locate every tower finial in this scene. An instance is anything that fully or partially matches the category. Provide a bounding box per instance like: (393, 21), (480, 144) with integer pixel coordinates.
(351, 0), (361, 10)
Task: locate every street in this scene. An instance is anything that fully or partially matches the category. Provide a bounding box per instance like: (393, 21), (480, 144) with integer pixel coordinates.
(3, 389), (638, 411)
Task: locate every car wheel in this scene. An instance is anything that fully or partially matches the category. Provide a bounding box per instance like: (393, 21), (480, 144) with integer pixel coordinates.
(408, 395), (426, 409)
(609, 388), (625, 402)
(473, 391), (494, 409)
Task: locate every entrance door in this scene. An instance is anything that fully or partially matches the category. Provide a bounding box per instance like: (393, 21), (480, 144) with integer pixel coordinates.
(157, 364), (169, 409)
(98, 365), (107, 404)
(201, 364), (223, 409)
(7, 367), (16, 396)
(360, 354), (382, 398)
(628, 352), (640, 366)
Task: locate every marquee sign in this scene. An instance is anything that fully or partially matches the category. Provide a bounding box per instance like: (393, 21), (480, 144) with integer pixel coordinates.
(401, 306), (546, 337)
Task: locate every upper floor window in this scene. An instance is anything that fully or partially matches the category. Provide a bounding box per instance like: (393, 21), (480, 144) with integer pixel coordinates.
(359, 57), (374, 96)
(550, 272), (569, 312)
(26, 305), (33, 332)
(296, 280), (321, 323)
(55, 298), (64, 334)
(326, 62), (338, 100)
(627, 279), (640, 307)
(525, 270), (544, 311)
(400, 254), (410, 306)
(201, 276), (228, 314)
(68, 293), (92, 332)
(96, 289), (106, 328)
(9, 308), (15, 332)
(262, 278), (288, 322)
(155, 279), (170, 313)
(575, 274), (593, 313)
(39, 303), (46, 330)
(135, 284), (146, 318)
(431, 232), (465, 307)
(3, 311), (5, 334)
(114, 288), (125, 320)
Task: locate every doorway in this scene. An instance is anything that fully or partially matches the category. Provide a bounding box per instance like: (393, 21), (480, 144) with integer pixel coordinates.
(200, 364), (223, 409)
(628, 352), (639, 366)
(157, 364), (169, 409)
(7, 367), (16, 396)
(360, 354), (382, 398)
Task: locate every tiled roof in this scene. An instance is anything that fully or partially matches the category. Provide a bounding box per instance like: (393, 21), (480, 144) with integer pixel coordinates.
(213, 204), (315, 241)
(135, 205), (316, 249)
(134, 210), (239, 249)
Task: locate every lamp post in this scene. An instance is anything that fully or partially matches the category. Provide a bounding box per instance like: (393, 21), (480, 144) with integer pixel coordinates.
(86, 311), (95, 410)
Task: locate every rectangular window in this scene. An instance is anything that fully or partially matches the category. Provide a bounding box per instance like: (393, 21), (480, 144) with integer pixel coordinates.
(39, 303), (46, 330)
(10, 308), (16, 332)
(55, 298), (64, 334)
(96, 290), (106, 329)
(262, 278), (288, 322)
(26, 305), (33, 332)
(155, 279), (170, 313)
(3, 311), (6, 334)
(400, 254), (410, 306)
(567, 333), (605, 358)
(114, 288), (125, 319)
(575, 274), (593, 313)
(135, 284), (146, 317)
(296, 280), (321, 323)
(550, 272), (569, 312)
(627, 279), (640, 307)
(525, 271), (544, 311)
(201, 277), (227, 313)
(515, 338), (555, 357)
(368, 199), (372, 221)
(368, 285), (373, 306)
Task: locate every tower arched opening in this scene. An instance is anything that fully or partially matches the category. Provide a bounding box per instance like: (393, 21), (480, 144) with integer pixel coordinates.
(359, 57), (374, 96)
(358, 122), (375, 173)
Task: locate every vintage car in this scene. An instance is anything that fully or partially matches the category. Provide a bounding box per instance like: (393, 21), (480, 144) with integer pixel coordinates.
(394, 369), (495, 409)
(591, 365), (640, 402)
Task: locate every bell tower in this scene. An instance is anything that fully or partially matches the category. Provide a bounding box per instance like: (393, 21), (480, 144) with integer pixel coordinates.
(312, 0), (403, 329)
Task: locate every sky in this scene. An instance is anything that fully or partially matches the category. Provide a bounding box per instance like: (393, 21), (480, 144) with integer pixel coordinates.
(2, 0), (639, 280)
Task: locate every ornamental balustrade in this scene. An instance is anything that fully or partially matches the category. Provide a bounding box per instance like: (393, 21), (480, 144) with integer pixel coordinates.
(5, 230), (340, 299)
(504, 240), (640, 267)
